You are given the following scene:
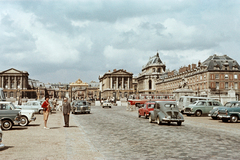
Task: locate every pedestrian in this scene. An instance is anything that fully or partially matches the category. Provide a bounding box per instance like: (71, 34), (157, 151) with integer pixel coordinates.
(41, 97), (51, 129)
(62, 97), (71, 127)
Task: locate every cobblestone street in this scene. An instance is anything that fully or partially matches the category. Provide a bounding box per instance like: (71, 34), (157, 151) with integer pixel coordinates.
(1, 106), (240, 160)
(74, 106), (240, 160)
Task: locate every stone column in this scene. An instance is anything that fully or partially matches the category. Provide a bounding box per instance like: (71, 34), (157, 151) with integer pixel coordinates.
(0, 76), (2, 88)
(116, 77), (118, 89)
(122, 77), (124, 90)
(128, 77), (130, 90)
(110, 77), (112, 89)
(8, 76), (10, 89)
(1, 76), (3, 88)
(14, 76), (17, 89)
(20, 77), (23, 89)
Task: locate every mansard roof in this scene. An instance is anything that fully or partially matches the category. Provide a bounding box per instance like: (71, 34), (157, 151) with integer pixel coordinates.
(201, 54), (240, 70)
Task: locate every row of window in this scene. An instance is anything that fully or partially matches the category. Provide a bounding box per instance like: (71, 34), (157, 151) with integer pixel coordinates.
(212, 74), (238, 80)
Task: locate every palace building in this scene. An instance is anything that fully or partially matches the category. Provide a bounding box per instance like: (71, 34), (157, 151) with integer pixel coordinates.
(156, 54), (240, 99)
(99, 69), (133, 100)
(136, 53), (167, 94)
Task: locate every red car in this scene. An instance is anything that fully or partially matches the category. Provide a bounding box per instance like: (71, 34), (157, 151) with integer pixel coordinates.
(138, 101), (155, 118)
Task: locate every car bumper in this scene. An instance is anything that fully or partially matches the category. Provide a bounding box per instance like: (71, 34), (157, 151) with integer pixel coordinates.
(75, 110), (91, 113)
(0, 143), (4, 149)
(184, 111), (194, 115)
(13, 120), (21, 125)
(30, 117), (36, 122)
(218, 115), (230, 119)
(162, 118), (184, 122)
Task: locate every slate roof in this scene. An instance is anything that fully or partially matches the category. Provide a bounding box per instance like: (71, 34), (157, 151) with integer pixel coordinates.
(201, 54), (240, 70)
(142, 53), (164, 69)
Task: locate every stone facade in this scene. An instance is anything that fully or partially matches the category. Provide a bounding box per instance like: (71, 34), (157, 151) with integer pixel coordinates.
(136, 53), (167, 94)
(70, 79), (99, 100)
(156, 54), (240, 100)
(99, 69), (133, 100)
(0, 68), (30, 101)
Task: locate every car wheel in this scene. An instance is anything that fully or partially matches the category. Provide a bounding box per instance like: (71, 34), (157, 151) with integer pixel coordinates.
(1, 119), (13, 130)
(149, 114), (152, 123)
(177, 122), (182, 126)
(195, 110), (202, 117)
(156, 116), (161, 125)
(39, 110), (43, 114)
(138, 112), (141, 118)
(230, 115), (238, 123)
(144, 113), (147, 119)
(222, 118), (228, 122)
(211, 117), (218, 120)
(20, 116), (29, 126)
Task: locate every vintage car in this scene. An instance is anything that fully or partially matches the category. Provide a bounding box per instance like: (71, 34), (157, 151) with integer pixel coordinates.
(184, 100), (223, 117)
(0, 122), (4, 149)
(72, 100), (91, 114)
(208, 101), (240, 119)
(102, 101), (112, 108)
(138, 101), (155, 118)
(19, 101), (42, 114)
(149, 101), (184, 126)
(0, 103), (21, 130)
(218, 102), (240, 123)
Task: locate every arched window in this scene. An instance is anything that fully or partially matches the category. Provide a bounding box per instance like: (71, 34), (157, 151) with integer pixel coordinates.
(149, 80), (152, 89)
(158, 68), (160, 72)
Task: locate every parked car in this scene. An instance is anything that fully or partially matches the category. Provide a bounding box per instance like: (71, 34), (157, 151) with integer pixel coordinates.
(19, 101), (42, 114)
(208, 101), (240, 119)
(218, 102), (240, 123)
(138, 101), (155, 118)
(13, 105), (36, 126)
(149, 101), (184, 126)
(178, 96), (218, 113)
(0, 122), (4, 149)
(102, 101), (112, 108)
(72, 100), (91, 114)
(0, 103), (21, 130)
(184, 100), (223, 117)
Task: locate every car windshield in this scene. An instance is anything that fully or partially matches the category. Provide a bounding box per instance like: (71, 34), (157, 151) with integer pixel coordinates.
(192, 101), (198, 105)
(224, 102), (232, 107)
(165, 104), (176, 108)
(104, 101), (109, 103)
(10, 103), (17, 109)
(148, 104), (154, 108)
(77, 101), (87, 106)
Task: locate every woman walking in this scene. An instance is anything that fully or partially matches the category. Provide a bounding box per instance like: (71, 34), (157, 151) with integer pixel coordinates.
(41, 97), (51, 129)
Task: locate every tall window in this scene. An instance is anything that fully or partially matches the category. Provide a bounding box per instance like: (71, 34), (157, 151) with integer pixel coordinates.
(216, 82), (219, 89)
(235, 83), (238, 89)
(149, 80), (152, 90)
(225, 82), (228, 89)
(225, 74), (229, 79)
(215, 74), (219, 79)
(234, 75), (238, 79)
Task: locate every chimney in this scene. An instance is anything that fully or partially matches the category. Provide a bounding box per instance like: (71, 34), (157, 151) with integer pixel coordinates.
(192, 64), (196, 70)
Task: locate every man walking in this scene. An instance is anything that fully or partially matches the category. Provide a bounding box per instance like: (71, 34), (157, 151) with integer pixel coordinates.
(62, 98), (71, 127)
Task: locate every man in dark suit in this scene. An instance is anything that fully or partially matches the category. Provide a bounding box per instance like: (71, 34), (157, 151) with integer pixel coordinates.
(62, 98), (71, 127)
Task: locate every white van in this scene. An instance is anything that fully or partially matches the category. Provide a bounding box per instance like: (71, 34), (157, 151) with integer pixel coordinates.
(178, 96), (218, 113)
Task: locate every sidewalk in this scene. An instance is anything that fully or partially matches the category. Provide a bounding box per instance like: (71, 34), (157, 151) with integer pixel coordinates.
(0, 111), (104, 160)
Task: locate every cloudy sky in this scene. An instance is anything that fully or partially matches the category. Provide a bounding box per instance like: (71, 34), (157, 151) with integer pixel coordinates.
(1, 0), (240, 84)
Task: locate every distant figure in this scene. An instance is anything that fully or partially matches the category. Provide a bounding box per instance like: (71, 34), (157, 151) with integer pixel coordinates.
(62, 98), (71, 127)
(41, 97), (51, 129)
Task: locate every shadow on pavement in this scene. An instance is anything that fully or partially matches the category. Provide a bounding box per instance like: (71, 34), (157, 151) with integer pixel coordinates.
(68, 126), (78, 128)
(27, 124), (41, 127)
(10, 127), (28, 130)
(50, 127), (61, 129)
(0, 146), (14, 151)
